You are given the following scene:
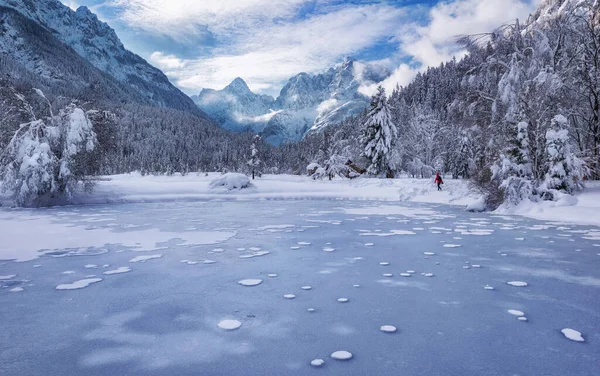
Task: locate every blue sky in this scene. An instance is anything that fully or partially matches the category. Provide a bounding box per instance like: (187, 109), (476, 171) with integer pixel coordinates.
(60, 0), (541, 96)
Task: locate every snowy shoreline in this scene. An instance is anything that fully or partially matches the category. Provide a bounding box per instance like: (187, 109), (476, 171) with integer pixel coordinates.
(3, 173), (599, 228)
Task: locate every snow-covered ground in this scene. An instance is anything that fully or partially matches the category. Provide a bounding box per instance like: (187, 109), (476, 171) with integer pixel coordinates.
(1, 197), (599, 375)
(63, 173), (600, 227)
(68, 172), (475, 205)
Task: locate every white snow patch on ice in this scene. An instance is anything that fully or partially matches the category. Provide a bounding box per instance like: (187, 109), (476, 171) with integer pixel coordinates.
(56, 278), (102, 290)
(218, 319), (242, 330)
(331, 351), (353, 360)
(380, 325), (397, 333)
(561, 328), (584, 342)
(102, 267), (132, 275)
(507, 281), (528, 287)
(238, 279), (262, 287)
(129, 254), (162, 263)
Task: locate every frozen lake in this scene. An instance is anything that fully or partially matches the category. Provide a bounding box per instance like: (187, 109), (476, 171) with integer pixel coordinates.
(1, 199), (599, 375)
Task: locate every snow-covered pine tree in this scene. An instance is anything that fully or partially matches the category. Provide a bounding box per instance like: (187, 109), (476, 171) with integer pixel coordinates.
(542, 114), (585, 198)
(493, 121), (534, 206)
(248, 134), (261, 179)
(361, 86), (397, 178)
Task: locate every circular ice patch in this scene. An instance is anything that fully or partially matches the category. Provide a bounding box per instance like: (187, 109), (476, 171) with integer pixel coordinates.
(218, 319), (241, 330)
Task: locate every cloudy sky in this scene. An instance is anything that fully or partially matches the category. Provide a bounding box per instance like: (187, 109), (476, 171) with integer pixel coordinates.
(60, 0), (543, 96)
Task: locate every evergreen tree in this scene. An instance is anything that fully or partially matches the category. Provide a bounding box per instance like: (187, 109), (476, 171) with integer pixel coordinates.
(542, 115), (585, 197)
(248, 134), (261, 180)
(361, 86), (397, 178)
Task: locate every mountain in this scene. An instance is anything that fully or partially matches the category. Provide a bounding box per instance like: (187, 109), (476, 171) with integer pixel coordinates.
(191, 78), (277, 133)
(193, 58), (391, 145)
(0, 0), (202, 115)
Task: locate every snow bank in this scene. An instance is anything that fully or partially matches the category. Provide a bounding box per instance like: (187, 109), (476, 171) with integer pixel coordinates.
(498, 181), (600, 227)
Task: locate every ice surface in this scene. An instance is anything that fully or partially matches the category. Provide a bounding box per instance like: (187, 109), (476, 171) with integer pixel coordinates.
(1, 199), (599, 376)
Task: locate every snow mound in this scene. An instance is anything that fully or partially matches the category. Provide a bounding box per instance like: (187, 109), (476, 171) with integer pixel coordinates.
(507, 281), (528, 287)
(466, 197), (487, 212)
(561, 328), (584, 342)
(508, 310), (525, 317)
(311, 359), (325, 367)
(331, 351), (353, 360)
(209, 173), (253, 191)
(380, 325), (397, 333)
(337, 298), (349, 303)
(218, 319), (242, 330)
(238, 279), (262, 287)
(283, 294), (296, 299)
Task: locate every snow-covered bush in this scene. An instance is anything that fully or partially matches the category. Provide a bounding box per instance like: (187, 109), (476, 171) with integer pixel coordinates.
(209, 173), (253, 190)
(324, 154), (350, 180)
(0, 95), (97, 207)
(311, 167), (327, 180)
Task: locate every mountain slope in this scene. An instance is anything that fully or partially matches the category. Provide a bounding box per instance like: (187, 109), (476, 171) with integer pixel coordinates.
(194, 58), (391, 145)
(0, 0), (201, 114)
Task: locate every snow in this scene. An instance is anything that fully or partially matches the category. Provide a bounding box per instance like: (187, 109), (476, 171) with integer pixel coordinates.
(238, 279), (262, 287)
(310, 359), (325, 367)
(129, 254), (162, 263)
(508, 310), (525, 317)
(217, 320), (242, 331)
(56, 278), (102, 290)
(380, 325), (397, 333)
(209, 173), (253, 191)
(561, 328), (584, 342)
(283, 294), (296, 299)
(331, 351), (353, 360)
(507, 281), (528, 287)
(0, 274), (16, 280)
(102, 267), (131, 275)
(0, 210), (235, 262)
(337, 298), (349, 303)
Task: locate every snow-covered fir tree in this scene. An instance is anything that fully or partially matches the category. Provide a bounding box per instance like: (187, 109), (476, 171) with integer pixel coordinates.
(247, 134), (262, 179)
(361, 86), (397, 178)
(493, 121), (534, 206)
(542, 115), (585, 197)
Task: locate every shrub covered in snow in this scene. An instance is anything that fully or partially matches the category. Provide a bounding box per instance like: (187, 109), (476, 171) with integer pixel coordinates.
(209, 173), (253, 190)
(1, 96), (98, 207)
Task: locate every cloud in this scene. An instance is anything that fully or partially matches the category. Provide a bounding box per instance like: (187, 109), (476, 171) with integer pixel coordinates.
(148, 4), (407, 94)
(97, 0), (542, 96)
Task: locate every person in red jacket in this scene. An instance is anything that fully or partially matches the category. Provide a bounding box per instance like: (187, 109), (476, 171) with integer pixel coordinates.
(434, 172), (443, 191)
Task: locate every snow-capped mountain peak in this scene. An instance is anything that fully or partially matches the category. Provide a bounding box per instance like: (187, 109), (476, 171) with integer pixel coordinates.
(194, 59), (392, 145)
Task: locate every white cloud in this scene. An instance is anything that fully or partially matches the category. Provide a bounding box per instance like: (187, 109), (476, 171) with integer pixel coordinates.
(149, 4), (407, 94)
(110, 0), (311, 38)
(101, 0), (541, 96)
(149, 52), (185, 70)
